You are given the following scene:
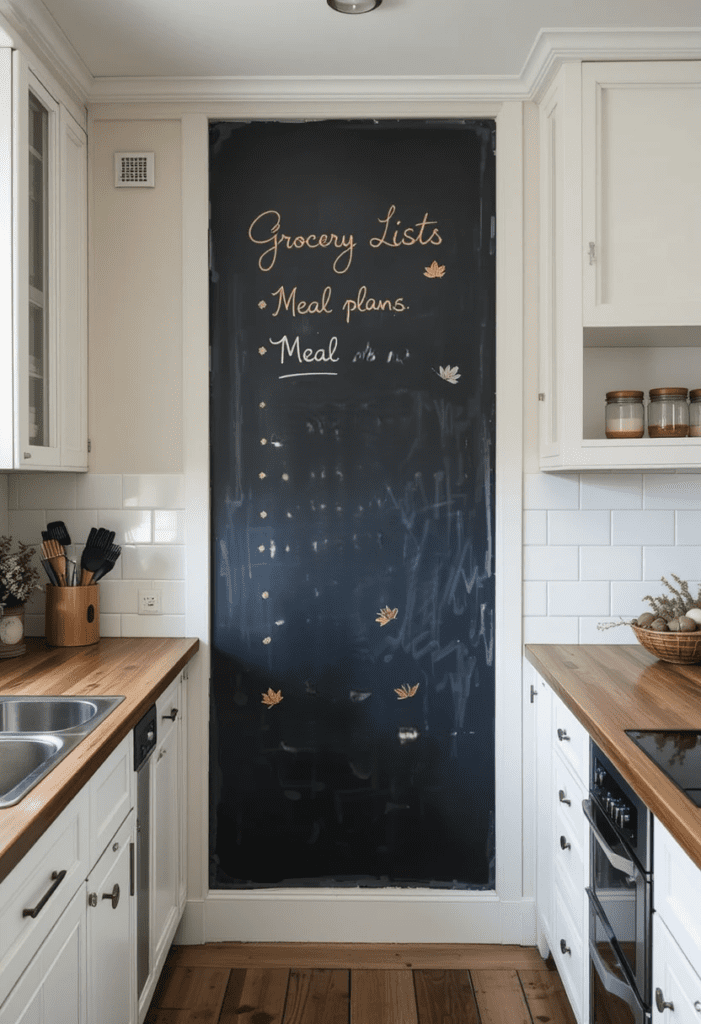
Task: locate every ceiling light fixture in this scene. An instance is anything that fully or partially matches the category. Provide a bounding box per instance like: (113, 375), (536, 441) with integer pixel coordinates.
(327, 0), (382, 13)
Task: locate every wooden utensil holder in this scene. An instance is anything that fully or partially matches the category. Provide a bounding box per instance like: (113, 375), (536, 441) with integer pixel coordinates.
(45, 585), (100, 647)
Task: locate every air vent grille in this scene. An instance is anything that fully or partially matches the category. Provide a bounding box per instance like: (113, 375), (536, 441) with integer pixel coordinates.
(115, 152), (155, 188)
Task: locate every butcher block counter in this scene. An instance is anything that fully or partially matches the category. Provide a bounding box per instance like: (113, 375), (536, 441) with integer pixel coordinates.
(0, 636), (198, 882)
(526, 643), (701, 870)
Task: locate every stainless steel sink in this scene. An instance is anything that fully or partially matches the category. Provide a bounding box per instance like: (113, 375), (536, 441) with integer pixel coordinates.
(0, 695), (124, 808)
(0, 696), (123, 734)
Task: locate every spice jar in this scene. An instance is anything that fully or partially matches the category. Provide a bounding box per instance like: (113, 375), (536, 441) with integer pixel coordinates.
(690, 389), (701, 437)
(605, 391), (644, 439)
(647, 388), (689, 438)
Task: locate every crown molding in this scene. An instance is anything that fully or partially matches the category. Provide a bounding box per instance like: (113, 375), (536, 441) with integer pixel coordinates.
(0, 0), (92, 107)
(1, 10), (700, 111)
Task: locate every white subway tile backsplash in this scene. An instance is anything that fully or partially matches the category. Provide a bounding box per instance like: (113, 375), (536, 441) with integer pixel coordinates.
(523, 616), (579, 644)
(580, 546), (641, 582)
(7, 475), (18, 511)
(75, 474), (123, 510)
(523, 581), (547, 617)
(123, 475), (185, 510)
(524, 546), (579, 581)
(121, 544), (185, 580)
(8, 509), (48, 545)
(524, 472), (579, 511)
(24, 614), (44, 638)
(548, 510), (610, 546)
(643, 546), (701, 583)
(579, 617), (633, 644)
(644, 474), (701, 510)
(99, 579), (141, 615)
(676, 512), (701, 546)
(15, 473), (77, 510)
(611, 581), (656, 617)
(46, 510), (98, 545)
(120, 614), (185, 638)
(152, 581), (186, 615)
(611, 510), (675, 546)
(548, 581), (610, 617)
(523, 510), (547, 546)
(580, 474), (643, 510)
(99, 614), (122, 637)
(154, 510), (184, 544)
(98, 509), (152, 545)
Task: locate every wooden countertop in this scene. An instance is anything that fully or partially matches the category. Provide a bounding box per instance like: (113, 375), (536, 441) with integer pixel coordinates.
(525, 644), (701, 869)
(0, 636), (199, 882)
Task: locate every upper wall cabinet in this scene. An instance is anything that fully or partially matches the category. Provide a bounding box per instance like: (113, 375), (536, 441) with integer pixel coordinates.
(539, 61), (701, 471)
(0, 50), (87, 471)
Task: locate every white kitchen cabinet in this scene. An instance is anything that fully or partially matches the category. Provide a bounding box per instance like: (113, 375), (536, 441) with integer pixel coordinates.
(87, 811), (136, 1024)
(0, 48), (87, 471)
(653, 915), (701, 1024)
(138, 670), (187, 1023)
(0, 881), (87, 1024)
(532, 666), (589, 1024)
(538, 60), (701, 471)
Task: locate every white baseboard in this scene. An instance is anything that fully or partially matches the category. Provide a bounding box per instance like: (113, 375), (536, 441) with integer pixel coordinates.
(175, 898), (206, 945)
(194, 892), (536, 945)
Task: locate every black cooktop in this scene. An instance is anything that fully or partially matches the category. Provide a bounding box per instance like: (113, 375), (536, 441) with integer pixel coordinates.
(626, 730), (701, 808)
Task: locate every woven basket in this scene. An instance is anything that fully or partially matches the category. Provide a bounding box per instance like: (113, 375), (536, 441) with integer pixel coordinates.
(631, 624), (701, 664)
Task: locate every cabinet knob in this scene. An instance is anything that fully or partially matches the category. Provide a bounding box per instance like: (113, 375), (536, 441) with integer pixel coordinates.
(557, 728), (570, 742)
(655, 988), (674, 1013)
(102, 883), (120, 910)
(88, 892), (97, 907)
(558, 790), (571, 806)
(560, 939), (571, 956)
(560, 835), (571, 851)
(693, 1001), (701, 1014)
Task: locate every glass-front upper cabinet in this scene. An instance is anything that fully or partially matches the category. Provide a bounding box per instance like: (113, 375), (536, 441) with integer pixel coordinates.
(0, 50), (87, 471)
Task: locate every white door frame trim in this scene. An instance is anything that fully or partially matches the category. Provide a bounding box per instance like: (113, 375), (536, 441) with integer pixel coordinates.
(177, 100), (525, 943)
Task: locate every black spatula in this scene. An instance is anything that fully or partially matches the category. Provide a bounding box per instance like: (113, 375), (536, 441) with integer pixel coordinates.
(47, 521), (71, 547)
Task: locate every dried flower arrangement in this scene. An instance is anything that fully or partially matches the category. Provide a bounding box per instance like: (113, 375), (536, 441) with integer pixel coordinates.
(599, 575), (701, 634)
(0, 536), (41, 611)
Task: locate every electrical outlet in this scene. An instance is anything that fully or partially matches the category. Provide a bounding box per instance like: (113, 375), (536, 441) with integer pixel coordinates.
(138, 589), (161, 615)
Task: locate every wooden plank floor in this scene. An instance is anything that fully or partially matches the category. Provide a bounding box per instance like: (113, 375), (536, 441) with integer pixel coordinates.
(145, 945), (577, 1024)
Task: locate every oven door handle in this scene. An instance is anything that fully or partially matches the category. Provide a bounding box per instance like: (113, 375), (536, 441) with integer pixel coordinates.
(589, 935), (647, 1018)
(582, 798), (636, 876)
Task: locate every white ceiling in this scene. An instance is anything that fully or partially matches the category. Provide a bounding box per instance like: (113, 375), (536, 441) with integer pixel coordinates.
(34, 0), (701, 80)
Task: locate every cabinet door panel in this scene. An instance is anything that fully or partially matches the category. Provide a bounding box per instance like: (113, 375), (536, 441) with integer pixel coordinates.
(583, 61), (701, 326)
(151, 705), (179, 968)
(87, 811), (135, 1024)
(0, 883), (86, 1024)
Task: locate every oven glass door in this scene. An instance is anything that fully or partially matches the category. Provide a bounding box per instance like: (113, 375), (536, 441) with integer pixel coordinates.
(583, 797), (650, 1000)
(588, 890), (651, 1024)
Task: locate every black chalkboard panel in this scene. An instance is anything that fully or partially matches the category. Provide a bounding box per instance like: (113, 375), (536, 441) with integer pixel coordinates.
(209, 120), (496, 889)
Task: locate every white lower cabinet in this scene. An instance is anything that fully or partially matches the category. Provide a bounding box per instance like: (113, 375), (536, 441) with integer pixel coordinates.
(532, 666), (590, 1024)
(653, 817), (701, 1022)
(87, 811), (135, 1024)
(0, 882), (87, 1024)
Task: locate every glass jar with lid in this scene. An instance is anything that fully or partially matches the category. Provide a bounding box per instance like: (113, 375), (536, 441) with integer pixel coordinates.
(605, 391), (644, 439)
(647, 388), (689, 438)
(690, 389), (701, 437)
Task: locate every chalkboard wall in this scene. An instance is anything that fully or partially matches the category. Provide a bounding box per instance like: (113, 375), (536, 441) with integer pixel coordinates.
(209, 120), (496, 889)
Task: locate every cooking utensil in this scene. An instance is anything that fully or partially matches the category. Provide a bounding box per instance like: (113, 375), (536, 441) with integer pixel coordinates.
(41, 539), (67, 586)
(80, 532), (116, 585)
(47, 521), (71, 547)
(40, 558), (60, 586)
(90, 544), (121, 584)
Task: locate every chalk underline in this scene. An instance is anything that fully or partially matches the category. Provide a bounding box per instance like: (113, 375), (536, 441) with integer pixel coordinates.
(279, 372), (339, 379)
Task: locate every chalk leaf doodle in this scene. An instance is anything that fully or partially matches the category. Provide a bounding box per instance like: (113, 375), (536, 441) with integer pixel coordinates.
(376, 605), (399, 627)
(395, 683), (420, 700)
(261, 687), (283, 708)
(424, 260), (445, 279)
(438, 365), (461, 385)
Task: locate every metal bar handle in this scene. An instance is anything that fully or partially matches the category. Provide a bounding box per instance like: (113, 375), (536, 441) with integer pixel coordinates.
(582, 798), (636, 876)
(23, 870), (67, 919)
(589, 937), (642, 1016)
(162, 708), (178, 721)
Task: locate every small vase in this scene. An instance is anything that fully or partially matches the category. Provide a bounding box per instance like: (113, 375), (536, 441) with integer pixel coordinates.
(0, 604), (26, 658)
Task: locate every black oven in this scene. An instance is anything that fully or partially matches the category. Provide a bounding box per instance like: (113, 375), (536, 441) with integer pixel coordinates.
(585, 743), (652, 1024)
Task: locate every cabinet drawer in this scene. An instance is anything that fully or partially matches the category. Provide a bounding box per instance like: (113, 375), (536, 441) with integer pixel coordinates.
(653, 913), (701, 1024)
(553, 893), (586, 1024)
(553, 756), (588, 857)
(90, 732), (134, 866)
(655, 817), (701, 978)
(553, 695), (589, 785)
(0, 786), (89, 1007)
